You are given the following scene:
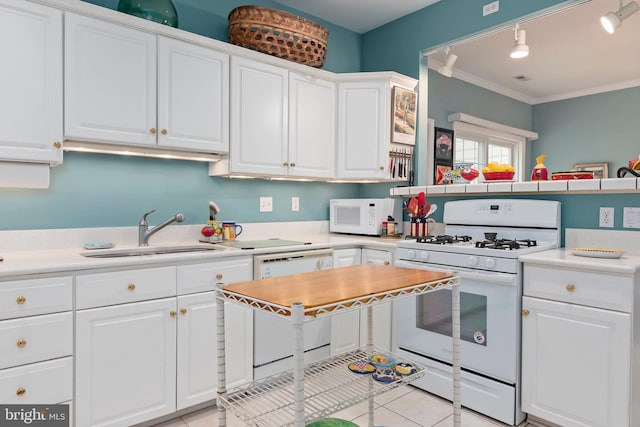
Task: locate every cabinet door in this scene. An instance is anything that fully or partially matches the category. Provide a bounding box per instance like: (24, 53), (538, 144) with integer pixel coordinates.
(0, 0), (62, 164)
(158, 37), (229, 153)
(288, 73), (335, 178)
(337, 81), (388, 179)
(521, 296), (631, 427)
(230, 57), (288, 175)
(177, 292), (253, 409)
(360, 249), (393, 350)
(330, 249), (362, 355)
(65, 13), (156, 146)
(76, 298), (176, 427)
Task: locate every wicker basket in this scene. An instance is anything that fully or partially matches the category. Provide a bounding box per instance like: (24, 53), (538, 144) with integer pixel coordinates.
(228, 5), (328, 68)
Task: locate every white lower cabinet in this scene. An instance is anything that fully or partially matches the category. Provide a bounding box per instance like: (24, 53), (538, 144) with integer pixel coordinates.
(521, 263), (634, 427)
(75, 298), (177, 427)
(75, 257), (253, 427)
(330, 248), (393, 354)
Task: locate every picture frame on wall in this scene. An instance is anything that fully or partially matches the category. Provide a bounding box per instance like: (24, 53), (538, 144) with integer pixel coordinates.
(434, 127), (454, 161)
(573, 162), (608, 179)
(391, 86), (417, 145)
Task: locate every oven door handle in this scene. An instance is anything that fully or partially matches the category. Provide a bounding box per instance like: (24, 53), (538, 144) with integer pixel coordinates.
(452, 269), (517, 286)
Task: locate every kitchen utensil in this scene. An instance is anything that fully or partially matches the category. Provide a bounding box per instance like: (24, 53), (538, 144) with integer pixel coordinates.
(209, 201), (220, 220)
(425, 204), (437, 217)
(406, 197), (419, 217)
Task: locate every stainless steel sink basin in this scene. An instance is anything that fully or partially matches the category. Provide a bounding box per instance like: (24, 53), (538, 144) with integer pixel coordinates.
(80, 245), (224, 258)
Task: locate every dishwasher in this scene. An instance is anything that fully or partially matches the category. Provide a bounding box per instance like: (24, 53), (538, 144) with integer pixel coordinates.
(253, 248), (334, 379)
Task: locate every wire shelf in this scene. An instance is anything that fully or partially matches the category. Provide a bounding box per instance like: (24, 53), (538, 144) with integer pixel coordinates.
(218, 348), (424, 426)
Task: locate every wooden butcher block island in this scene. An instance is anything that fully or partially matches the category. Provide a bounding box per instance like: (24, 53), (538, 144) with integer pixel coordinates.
(216, 264), (462, 427)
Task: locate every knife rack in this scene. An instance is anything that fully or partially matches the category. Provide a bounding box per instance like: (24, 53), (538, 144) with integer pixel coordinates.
(388, 146), (413, 180)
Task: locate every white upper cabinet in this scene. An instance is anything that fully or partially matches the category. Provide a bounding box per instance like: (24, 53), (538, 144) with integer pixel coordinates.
(157, 36), (229, 153)
(336, 74), (417, 180)
(228, 57), (289, 175)
(218, 56), (335, 178)
(288, 72), (335, 178)
(0, 0), (62, 164)
(65, 13), (229, 154)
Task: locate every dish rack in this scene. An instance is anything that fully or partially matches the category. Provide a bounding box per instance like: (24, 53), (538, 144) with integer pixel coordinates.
(215, 264), (462, 427)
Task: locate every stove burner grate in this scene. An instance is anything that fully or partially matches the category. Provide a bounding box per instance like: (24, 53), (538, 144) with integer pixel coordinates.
(475, 238), (538, 250)
(416, 235), (473, 245)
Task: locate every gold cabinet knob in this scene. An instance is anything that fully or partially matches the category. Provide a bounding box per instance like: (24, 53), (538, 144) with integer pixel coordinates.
(283, 162), (289, 167)
(522, 309), (530, 317)
(53, 141), (62, 149)
(161, 129), (168, 135)
(16, 387), (26, 397)
(216, 273), (223, 280)
(290, 162), (296, 167)
(383, 261), (390, 265)
(150, 128), (157, 134)
(566, 284), (575, 292)
(379, 166), (384, 170)
(17, 339), (27, 348)
(128, 284), (136, 291)
(169, 311), (177, 318)
(180, 308), (187, 315)
(16, 296), (26, 305)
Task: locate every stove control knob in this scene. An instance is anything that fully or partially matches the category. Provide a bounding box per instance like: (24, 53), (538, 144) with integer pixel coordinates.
(407, 250), (416, 260)
(485, 258), (497, 269)
(419, 251), (430, 261)
(468, 256), (479, 266)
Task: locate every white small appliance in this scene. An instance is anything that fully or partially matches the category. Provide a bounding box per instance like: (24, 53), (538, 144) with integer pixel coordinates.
(329, 198), (402, 236)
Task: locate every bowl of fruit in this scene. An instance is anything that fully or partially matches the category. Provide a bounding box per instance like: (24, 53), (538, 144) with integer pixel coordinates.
(482, 162), (515, 181)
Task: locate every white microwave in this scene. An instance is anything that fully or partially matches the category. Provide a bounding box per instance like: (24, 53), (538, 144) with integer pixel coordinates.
(329, 198), (403, 236)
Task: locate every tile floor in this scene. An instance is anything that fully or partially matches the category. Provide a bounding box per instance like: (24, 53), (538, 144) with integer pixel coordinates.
(152, 385), (534, 427)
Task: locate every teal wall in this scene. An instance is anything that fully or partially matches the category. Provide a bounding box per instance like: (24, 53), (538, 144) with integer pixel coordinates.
(532, 87), (640, 176)
(3, 0), (637, 233)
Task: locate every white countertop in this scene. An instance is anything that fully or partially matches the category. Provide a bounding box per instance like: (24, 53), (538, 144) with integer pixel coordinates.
(519, 248), (640, 275)
(0, 221), (399, 278)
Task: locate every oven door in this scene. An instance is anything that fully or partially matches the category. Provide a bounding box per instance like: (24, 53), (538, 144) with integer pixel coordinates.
(395, 260), (520, 383)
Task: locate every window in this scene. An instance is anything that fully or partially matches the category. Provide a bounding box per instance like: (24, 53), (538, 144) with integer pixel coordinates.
(452, 121), (526, 182)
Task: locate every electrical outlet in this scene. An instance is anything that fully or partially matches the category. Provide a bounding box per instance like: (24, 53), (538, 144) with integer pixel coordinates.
(483, 1), (499, 16)
(291, 196), (300, 212)
(599, 207), (614, 228)
(259, 196), (273, 212)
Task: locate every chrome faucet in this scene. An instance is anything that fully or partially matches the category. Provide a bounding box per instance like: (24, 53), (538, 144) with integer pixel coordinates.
(138, 209), (185, 246)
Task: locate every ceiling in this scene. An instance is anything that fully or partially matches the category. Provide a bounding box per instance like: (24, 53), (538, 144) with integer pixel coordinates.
(427, 0), (640, 104)
(274, 0), (639, 105)
(273, 0), (440, 34)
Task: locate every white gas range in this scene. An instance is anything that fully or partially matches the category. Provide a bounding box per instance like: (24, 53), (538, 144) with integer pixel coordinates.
(394, 199), (561, 426)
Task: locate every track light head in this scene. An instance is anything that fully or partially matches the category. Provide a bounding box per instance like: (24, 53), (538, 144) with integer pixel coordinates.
(510, 27), (529, 59)
(437, 47), (457, 77)
(601, 1), (639, 33)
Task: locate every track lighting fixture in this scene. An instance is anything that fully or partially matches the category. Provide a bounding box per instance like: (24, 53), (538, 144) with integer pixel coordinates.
(510, 24), (529, 59)
(601, 0), (639, 33)
(437, 47), (457, 78)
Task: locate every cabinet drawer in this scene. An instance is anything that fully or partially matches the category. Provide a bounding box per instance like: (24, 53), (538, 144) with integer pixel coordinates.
(76, 266), (177, 309)
(177, 257), (252, 295)
(524, 265), (633, 312)
(0, 356), (72, 404)
(0, 312), (72, 369)
(0, 276), (72, 320)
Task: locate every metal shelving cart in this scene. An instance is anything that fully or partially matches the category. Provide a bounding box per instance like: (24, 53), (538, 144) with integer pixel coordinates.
(216, 264), (461, 427)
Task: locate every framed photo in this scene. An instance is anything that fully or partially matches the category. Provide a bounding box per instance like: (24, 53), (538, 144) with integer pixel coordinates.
(435, 162), (453, 185)
(391, 86), (417, 145)
(434, 127), (454, 162)
(573, 162), (608, 179)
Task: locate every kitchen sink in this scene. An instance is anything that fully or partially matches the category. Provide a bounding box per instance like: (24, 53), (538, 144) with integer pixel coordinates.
(80, 244), (225, 258)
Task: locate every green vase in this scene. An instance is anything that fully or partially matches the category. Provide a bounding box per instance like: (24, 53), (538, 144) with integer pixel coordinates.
(117, 0), (179, 28)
